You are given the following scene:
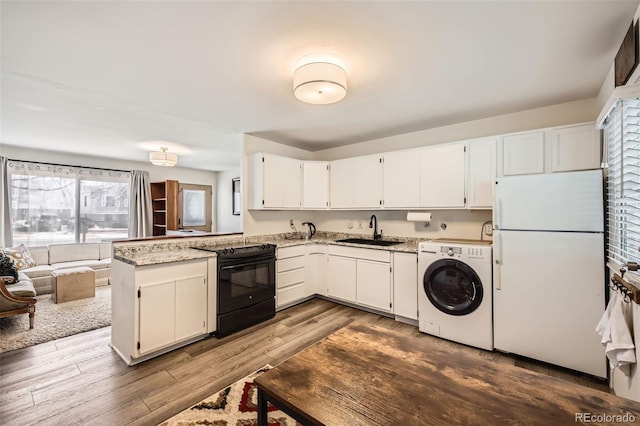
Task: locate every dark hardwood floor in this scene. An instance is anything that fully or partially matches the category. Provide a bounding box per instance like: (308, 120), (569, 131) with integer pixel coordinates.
(0, 299), (609, 426)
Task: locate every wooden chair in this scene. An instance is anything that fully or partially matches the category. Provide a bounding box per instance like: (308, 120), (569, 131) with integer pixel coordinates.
(0, 276), (37, 329)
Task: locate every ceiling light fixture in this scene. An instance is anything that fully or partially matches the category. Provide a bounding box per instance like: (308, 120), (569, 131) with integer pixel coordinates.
(293, 56), (347, 105)
(149, 147), (178, 167)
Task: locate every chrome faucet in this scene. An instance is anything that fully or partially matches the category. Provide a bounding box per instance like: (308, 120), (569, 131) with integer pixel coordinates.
(369, 214), (382, 240)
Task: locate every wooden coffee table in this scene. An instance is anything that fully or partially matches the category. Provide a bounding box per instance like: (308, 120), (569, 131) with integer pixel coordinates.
(255, 323), (640, 425)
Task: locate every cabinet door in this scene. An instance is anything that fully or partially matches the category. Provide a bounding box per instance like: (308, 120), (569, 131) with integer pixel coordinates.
(263, 154), (301, 208)
(383, 150), (421, 208)
(419, 143), (466, 208)
(175, 274), (207, 342)
(550, 124), (601, 172)
(502, 132), (544, 176)
(307, 245), (327, 296)
(356, 259), (392, 312)
(393, 252), (418, 320)
(467, 138), (496, 209)
(302, 162), (329, 209)
(138, 279), (175, 355)
(353, 155), (383, 208)
(327, 255), (356, 302)
(329, 158), (354, 208)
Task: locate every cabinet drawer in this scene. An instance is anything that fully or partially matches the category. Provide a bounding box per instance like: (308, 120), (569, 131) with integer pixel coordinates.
(277, 245), (306, 259)
(328, 245), (390, 263)
(277, 268), (305, 289)
(277, 256), (305, 273)
(277, 283), (307, 308)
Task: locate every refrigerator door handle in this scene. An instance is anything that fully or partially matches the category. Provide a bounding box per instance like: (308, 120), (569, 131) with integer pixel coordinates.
(494, 232), (502, 290)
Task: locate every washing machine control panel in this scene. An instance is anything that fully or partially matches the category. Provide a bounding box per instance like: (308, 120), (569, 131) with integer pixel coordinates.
(441, 246), (462, 257)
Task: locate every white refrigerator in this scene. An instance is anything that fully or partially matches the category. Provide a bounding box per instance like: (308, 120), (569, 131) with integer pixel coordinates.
(493, 169), (606, 378)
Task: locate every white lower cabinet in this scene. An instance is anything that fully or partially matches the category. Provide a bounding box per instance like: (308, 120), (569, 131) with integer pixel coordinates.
(306, 245), (327, 296)
(392, 252), (418, 320)
(356, 259), (392, 312)
(327, 255), (357, 302)
(276, 245), (309, 309)
(111, 258), (210, 365)
(327, 246), (392, 312)
(137, 260), (207, 356)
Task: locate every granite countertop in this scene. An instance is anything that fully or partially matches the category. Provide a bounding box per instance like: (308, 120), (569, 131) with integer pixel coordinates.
(114, 232), (422, 266)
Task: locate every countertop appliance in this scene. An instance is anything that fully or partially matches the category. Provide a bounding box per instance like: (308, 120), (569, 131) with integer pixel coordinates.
(194, 244), (276, 337)
(493, 169), (606, 378)
(418, 239), (493, 350)
(302, 222), (316, 239)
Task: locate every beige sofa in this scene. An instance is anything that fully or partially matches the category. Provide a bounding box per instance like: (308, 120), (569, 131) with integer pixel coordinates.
(22, 243), (112, 295)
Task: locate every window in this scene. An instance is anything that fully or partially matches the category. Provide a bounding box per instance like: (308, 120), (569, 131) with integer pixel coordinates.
(7, 161), (131, 245)
(605, 98), (640, 266)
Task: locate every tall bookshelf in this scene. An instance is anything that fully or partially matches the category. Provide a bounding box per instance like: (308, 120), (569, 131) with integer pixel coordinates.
(150, 180), (179, 236)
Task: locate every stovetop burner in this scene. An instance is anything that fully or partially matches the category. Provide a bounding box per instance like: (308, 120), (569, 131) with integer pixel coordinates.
(192, 243), (276, 259)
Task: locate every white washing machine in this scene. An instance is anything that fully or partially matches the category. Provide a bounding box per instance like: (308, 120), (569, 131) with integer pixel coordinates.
(418, 239), (493, 351)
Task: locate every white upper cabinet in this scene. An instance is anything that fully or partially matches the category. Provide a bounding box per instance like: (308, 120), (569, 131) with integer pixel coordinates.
(247, 153), (301, 209)
(353, 155), (383, 208)
(383, 149), (421, 208)
(499, 123), (601, 177)
(329, 154), (383, 209)
(550, 124), (601, 173)
(302, 161), (329, 209)
(419, 142), (466, 208)
(329, 157), (354, 208)
(501, 131), (545, 176)
(467, 138), (496, 209)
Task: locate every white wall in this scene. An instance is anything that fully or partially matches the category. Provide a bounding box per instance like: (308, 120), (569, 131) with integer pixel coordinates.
(313, 98), (597, 160)
(1, 144), (218, 230)
(216, 167), (242, 233)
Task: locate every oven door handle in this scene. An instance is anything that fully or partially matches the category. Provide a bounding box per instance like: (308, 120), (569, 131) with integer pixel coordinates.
(218, 258), (275, 271)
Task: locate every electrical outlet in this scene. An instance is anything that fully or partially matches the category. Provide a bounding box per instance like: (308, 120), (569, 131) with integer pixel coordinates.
(484, 223), (493, 236)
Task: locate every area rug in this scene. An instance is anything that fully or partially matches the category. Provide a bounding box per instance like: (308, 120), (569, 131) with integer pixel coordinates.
(0, 286), (111, 353)
(160, 365), (301, 426)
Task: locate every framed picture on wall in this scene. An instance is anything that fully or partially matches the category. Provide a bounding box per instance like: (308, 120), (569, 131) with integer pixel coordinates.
(232, 177), (241, 215)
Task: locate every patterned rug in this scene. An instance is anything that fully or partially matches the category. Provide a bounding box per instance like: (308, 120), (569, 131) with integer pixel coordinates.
(0, 286), (111, 353)
(160, 365), (301, 426)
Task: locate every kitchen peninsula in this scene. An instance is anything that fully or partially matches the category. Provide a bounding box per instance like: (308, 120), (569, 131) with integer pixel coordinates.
(110, 232), (421, 365)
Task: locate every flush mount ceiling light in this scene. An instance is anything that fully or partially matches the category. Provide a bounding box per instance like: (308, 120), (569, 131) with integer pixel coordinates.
(149, 147), (178, 167)
(293, 56), (347, 105)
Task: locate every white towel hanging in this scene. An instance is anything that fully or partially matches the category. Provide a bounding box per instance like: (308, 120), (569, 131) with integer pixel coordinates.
(596, 292), (636, 376)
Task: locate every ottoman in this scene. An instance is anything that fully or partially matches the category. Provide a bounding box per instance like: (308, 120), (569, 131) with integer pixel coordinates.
(52, 267), (95, 303)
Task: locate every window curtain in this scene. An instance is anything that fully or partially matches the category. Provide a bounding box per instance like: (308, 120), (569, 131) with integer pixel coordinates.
(0, 156), (12, 246)
(129, 170), (152, 238)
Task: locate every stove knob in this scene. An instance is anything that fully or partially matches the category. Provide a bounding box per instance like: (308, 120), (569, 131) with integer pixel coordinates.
(229, 248), (235, 254)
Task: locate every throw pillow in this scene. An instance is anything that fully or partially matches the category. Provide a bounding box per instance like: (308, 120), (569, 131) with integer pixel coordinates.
(2, 244), (37, 270)
(0, 253), (19, 284)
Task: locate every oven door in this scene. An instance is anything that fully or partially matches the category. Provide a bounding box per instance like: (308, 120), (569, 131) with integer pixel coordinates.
(218, 256), (275, 314)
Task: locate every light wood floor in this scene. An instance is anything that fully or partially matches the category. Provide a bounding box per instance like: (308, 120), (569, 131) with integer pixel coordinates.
(0, 298), (609, 426)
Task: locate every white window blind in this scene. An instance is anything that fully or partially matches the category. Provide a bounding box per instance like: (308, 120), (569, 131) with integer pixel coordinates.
(606, 98), (640, 266)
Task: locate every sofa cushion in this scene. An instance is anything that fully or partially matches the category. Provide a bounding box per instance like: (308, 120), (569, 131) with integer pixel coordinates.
(99, 242), (112, 260)
(49, 243), (100, 264)
(22, 264), (55, 279)
(52, 260), (108, 271)
(5, 278), (37, 298)
(28, 246), (49, 266)
(3, 244), (37, 270)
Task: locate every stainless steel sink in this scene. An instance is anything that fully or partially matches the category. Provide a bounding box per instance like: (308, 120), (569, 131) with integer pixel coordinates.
(334, 238), (403, 246)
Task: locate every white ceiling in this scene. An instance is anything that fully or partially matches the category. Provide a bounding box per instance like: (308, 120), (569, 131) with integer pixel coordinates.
(1, 1), (638, 171)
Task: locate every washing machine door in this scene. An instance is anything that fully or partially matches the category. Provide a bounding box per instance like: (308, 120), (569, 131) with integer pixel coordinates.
(424, 259), (483, 316)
